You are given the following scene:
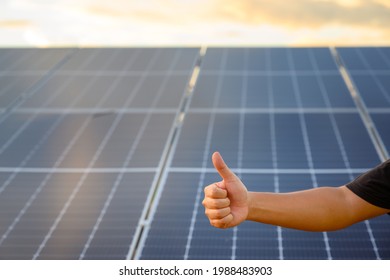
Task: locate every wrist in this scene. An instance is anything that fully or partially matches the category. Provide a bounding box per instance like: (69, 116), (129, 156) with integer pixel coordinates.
(246, 191), (257, 221)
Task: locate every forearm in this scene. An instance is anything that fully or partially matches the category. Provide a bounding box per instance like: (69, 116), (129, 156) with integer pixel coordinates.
(247, 186), (355, 231)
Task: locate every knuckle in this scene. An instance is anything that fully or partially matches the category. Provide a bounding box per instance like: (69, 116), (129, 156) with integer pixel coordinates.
(218, 213), (227, 219)
(215, 208), (229, 219)
(217, 220), (229, 229)
(213, 211), (222, 219)
(205, 184), (227, 198)
(207, 211), (233, 229)
(202, 197), (214, 208)
(206, 185), (218, 197)
(210, 219), (224, 228)
(210, 187), (218, 197)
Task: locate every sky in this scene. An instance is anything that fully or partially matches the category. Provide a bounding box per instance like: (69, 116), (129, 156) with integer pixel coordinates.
(0, 0), (390, 47)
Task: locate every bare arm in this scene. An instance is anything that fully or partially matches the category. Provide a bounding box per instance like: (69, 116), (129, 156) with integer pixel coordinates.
(246, 186), (388, 231)
(203, 152), (390, 231)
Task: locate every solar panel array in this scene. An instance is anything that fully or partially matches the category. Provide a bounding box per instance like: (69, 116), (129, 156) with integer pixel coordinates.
(0, 47), (388, 260)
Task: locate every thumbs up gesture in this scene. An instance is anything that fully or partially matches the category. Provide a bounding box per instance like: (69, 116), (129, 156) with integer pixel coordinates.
(202, 152), (249, 228)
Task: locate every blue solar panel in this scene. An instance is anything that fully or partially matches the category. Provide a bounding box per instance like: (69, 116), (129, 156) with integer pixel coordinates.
(0, 47), (389, 260)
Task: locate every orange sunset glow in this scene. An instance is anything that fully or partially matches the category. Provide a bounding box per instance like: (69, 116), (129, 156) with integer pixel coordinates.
(1, 0), (389, 46)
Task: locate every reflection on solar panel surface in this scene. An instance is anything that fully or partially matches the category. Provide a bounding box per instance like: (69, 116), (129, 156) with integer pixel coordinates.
(0, 47), (389, 260)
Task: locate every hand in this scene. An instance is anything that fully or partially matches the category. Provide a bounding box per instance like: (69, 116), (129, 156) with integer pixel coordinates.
(202, 152), (249, 228)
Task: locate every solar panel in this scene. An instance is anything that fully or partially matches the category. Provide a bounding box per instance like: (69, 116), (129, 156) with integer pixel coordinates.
(0, 47), (388, 260)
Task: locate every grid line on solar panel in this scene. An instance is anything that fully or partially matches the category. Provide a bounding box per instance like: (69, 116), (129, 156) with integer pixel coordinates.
(168, 167), (372, 174)
(367, 108), (390, 113)
(188, 108), (359, 114)
(13, 108), (178, 114)
(232, 48), (250, 260)
(0, 167), (158, 173)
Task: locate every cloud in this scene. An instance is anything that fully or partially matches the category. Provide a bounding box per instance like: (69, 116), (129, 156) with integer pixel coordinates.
(82, 0), (209, 26)
(80, 0), (390, 45)
(0, 20), (32, 28)
(209, 0), (390, 29)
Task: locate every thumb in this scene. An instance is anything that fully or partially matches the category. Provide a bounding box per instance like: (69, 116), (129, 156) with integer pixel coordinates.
(212, 152), (237, 181)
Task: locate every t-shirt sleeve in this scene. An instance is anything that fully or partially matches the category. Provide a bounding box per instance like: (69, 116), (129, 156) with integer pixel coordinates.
(346, 159), (390, 210)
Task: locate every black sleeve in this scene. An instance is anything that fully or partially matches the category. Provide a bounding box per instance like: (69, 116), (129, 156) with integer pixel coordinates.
(346, 159), (390, 210)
